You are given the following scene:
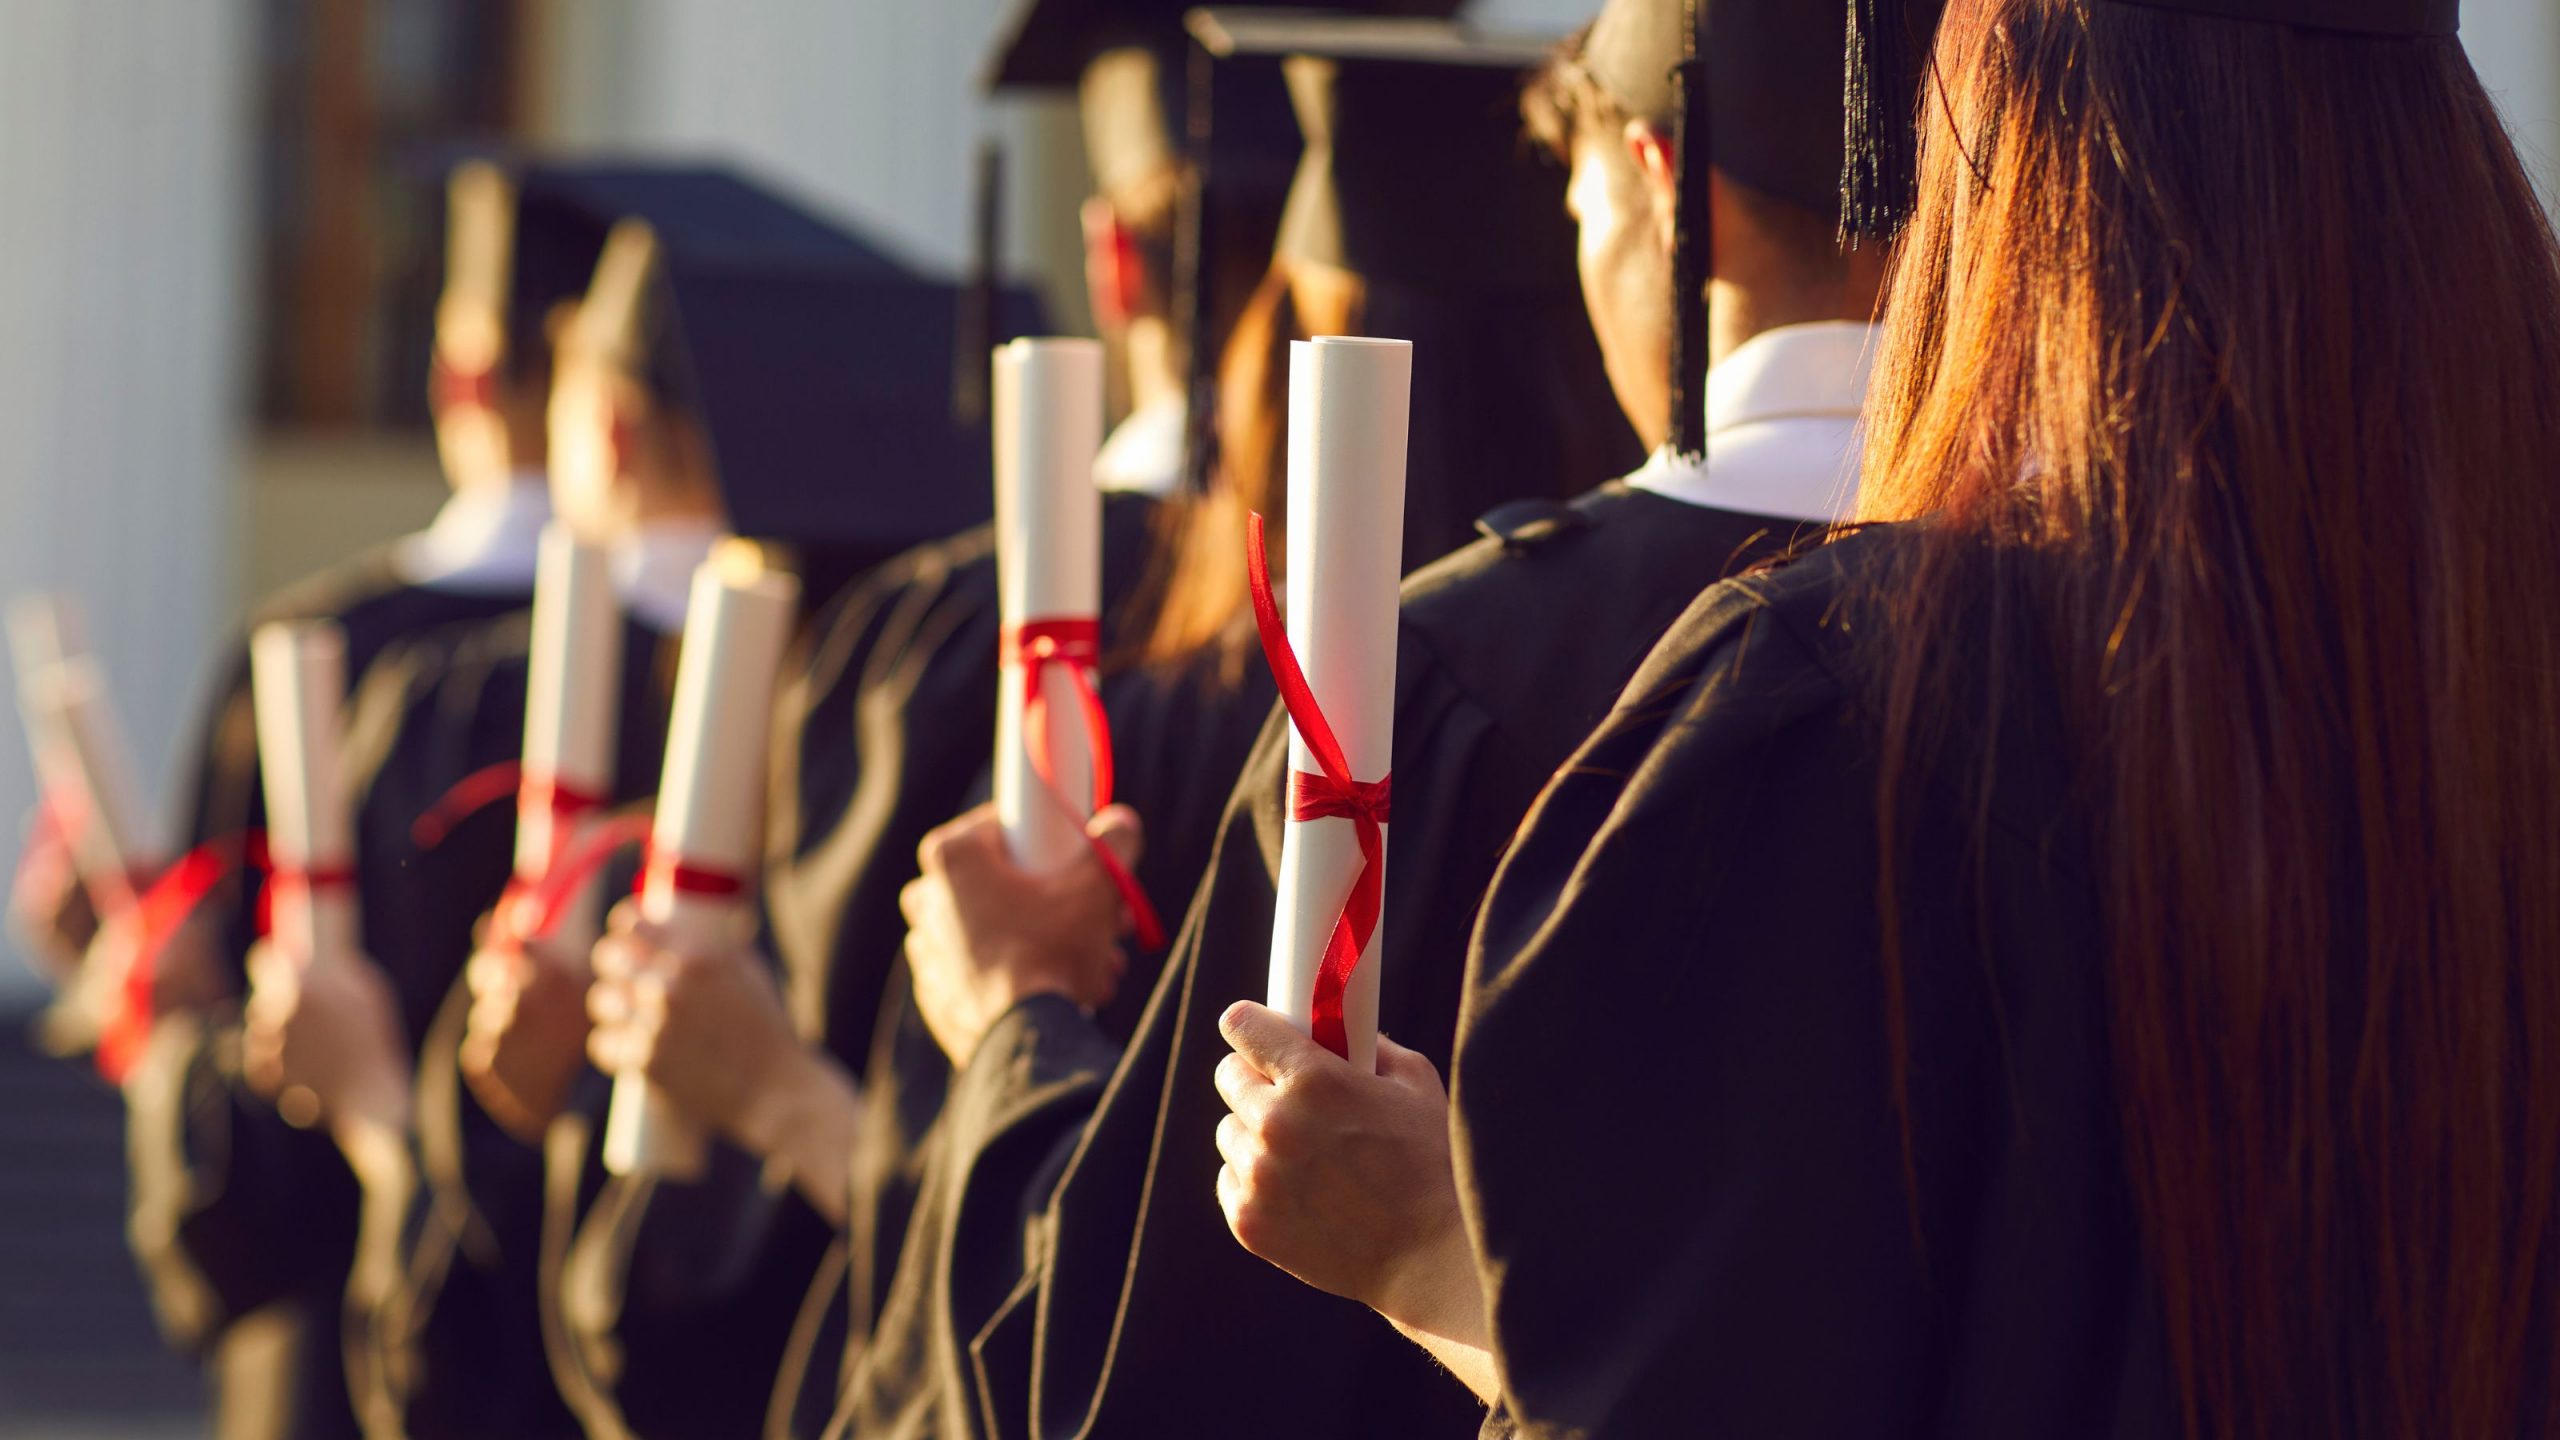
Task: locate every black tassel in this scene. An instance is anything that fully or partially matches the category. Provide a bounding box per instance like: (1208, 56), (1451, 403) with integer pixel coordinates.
(1176, 37), (1220, 496)
(954, 138), (1002, 427)
(1666, 0), (1713, 459)
(1842, 0), (1922, 242)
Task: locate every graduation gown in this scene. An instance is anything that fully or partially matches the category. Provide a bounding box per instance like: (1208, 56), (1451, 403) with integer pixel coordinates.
(128, 553), (531, 1440)
(830, 484), (1811, 1439)
(546, 495), (1171, 1440)
(342, 612), (680, 1440)
(1454, 525), (2171, 1438)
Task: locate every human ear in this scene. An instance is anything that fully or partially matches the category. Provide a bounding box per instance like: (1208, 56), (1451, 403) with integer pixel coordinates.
(1624, 119), (1680, 259)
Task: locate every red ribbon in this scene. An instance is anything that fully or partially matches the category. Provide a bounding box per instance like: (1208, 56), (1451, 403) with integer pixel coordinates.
(1003, 618), (1165, 951)
(1246, 512), (1391, 1060)
(92, 844), (232, 1083)
(431, 355), (499, 414)
(411, 761), (621, 951)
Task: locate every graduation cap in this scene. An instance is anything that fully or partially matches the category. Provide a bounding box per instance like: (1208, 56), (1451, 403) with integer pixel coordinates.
(1188, 13), (1570, 293)
(1573, 0), (1871, 456)
(1841, 0), (2457, 242)
(528, 164), (1042, 553)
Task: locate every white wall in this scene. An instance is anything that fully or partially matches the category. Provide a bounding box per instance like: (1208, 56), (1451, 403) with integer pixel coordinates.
(530, 0), (1090, 320)
(0, 1), (251, 1002)
(2467, 0), (2560, 216)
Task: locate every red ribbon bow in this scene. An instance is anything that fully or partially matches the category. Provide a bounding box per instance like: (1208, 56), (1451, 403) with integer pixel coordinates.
(1245, 512), (1391, 1059)
(413, 761), (618, 949)
(1002, 618), (1166, 951)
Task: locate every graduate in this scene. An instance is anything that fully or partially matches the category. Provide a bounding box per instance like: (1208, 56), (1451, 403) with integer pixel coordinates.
(241, 165), (991, 1440)
(1218, 0), (2560, 1434)
(559, 2), (1326, 1429)
(111, 157), (595, 1440)
(864, 2), (1869, 1432)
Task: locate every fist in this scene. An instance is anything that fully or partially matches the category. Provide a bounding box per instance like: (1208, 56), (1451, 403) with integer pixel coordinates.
(243, 941), (411, 1136)
(583, 916), (803, 1147)
(898, 802), (1143, 1066)
(9, 822), (96, 987)
(1212, 1002), (1480, 1339)
(460, 921), (595, 1144)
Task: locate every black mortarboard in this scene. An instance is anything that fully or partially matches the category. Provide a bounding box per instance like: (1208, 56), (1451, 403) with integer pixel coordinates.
(1188, 14), (1569, 292)
(1840, 0), (2456, 241)
(1580, 0), (1851, 222)
(528, 164), (1043, 552)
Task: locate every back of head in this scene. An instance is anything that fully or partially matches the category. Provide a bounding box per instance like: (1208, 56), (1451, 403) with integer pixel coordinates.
(1860, 2), (2560, 1435)
(1137, 17), (1640, 673)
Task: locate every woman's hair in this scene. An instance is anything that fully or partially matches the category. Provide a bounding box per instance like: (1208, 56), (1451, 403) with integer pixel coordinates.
(1860, 2), (2560, 1435)
(1137, 256), (1635, 676)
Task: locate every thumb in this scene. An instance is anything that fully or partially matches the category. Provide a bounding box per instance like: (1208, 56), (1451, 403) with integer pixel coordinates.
(1219, 1001), (1327, 1083)
(1086, 804), (1144, 870)
(1375, 1032), (1446, 1095)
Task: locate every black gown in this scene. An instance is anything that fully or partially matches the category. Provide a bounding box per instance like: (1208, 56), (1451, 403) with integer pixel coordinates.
(1455, 525), (2173, 1438)
(342, 611), (681, 1440)
(829, 485), (1814, 1438)
(127, 548), (531, 1440)
(548, 496), (1174, 1440)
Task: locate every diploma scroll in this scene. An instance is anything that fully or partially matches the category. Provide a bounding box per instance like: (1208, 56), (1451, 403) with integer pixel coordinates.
(600, 548), (799, 1181)
(1264, 338), (1410, 1074)
(249, 622), (360, 968)
(991, 337), (1107, 871)
(23, 659), (158, 907)
(511, 526), (624, 952)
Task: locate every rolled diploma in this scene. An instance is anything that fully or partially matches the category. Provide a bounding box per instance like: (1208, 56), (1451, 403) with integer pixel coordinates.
(601, 551), (800, 1180)
(1264, 338), (1410, 1075)
(27, 659), (159, 905)
(990, 337), (1106, 870)
(249, 622), (358, 967)
(6, 593), (77, 694)
(513, 526), (624, 953)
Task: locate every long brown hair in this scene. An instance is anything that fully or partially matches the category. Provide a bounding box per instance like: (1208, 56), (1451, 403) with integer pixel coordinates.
(1139, 255), (1634, 675)
(1861, 2), (2560, 1435)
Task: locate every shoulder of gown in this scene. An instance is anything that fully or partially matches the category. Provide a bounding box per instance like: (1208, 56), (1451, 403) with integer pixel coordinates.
(1457, 524), (2169, 1439)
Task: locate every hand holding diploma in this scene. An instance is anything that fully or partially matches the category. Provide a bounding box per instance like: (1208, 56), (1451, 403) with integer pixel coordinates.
(584, 910), (862, 1223)
(900, 801), (1144, 1067)
(243, 622), (409, 1139)
(598, 545), (798, 1181)
(1212, 1000), (1494, 1404)
(461, 925), (597, 1144)
(459, 526), (625, 1143)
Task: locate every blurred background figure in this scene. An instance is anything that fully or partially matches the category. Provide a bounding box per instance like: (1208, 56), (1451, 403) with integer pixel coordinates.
(0, 0), (2549, 1435)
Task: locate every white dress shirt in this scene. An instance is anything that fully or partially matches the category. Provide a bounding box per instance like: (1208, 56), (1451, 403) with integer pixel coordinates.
(1092, 395), (1188, 498)
(614, 517), (726, 635)
(1627, 320), (1877, 524)
(394, 472), (553, 594)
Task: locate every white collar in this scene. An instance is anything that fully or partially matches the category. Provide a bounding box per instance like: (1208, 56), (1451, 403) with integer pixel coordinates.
(395, 472), (552, 594)
(1092, 395), (1188, 498)
(613, 518), (726, 635)
(1628, 321), (1877, 524)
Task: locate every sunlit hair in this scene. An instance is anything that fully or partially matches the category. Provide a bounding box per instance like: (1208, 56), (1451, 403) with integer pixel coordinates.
(1859, 1), (2560, 1435)
(1138, 256), (1630, 674)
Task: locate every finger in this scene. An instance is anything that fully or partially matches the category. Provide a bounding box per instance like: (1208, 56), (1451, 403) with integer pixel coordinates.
(604, 897), (643, 935)
(1218, 1001), (1329, 1084)
(1211, 1051), (1276, 1122)
(898, 877), (933, 931)
(587, 976), (631, 1029)
(1214, 1112), (1259, 1174)
(914, 806), (991, 879)
(590, 931), (642, 985)
(1374, 1033), (1447, 1094)
(1086, 805), (1145, 870)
